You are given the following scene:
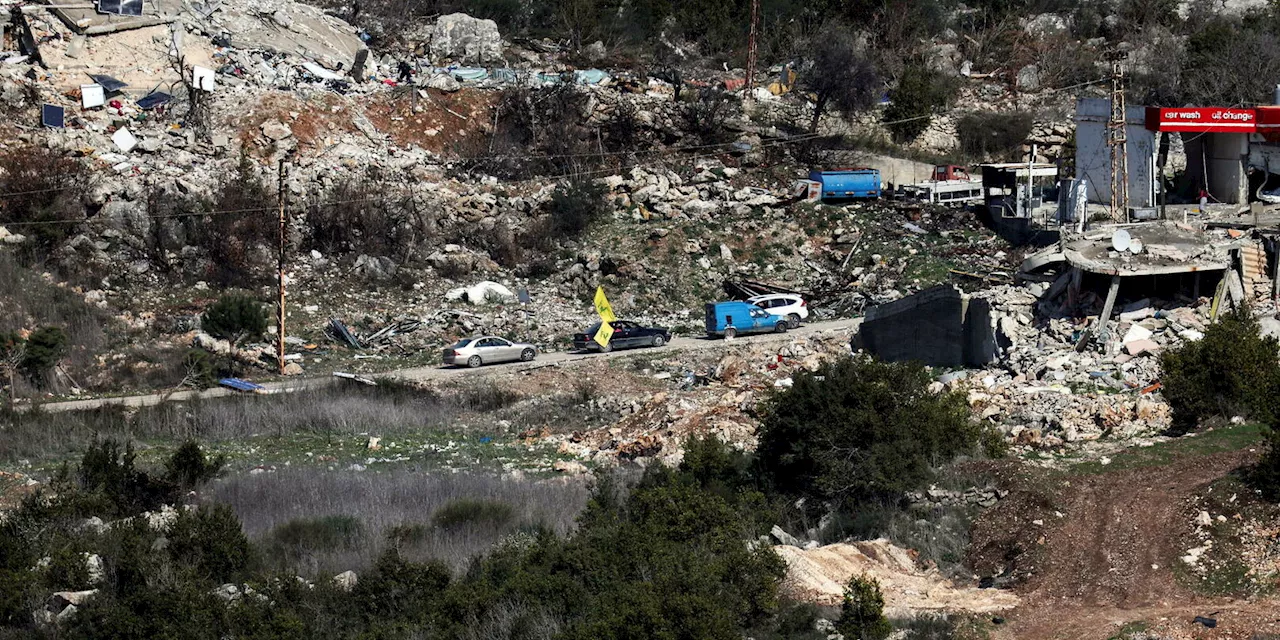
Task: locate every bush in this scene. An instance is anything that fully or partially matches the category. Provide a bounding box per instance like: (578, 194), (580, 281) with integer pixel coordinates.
(268, 515), (366, 565)
(800, 27), (880, 132)
(682, 87), (735, 142)
(304, 169), (422, 259)
(75, 439), (177, 518)
(20, 326), (68, 386)
(167, 504), (252, 583)
(432, 499), (515, 529)
(165, 441), (225, 491)
(0, 147), (91, 257)
(549, 178), (608, 238)
(197, 154), (275, 286)
(956, 111), (1033, 161)
(201, 293), (268, 347)
(181, 349), (218, 388)
(883, 63), (958, 143)
(756, 356), (995, 508)
(835, 575), (891, 640)
(1159, 308), (1280, 433)
(1250, 427), (1280, 501)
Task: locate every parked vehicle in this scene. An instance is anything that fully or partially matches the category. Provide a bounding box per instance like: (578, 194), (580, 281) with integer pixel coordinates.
(443, 336), (537, 368)
(705, 301), (788, 339)
(897, 164), (983, 205)
(746, 293), (809, 328)
(572, 320), (671, 353)
(805, 168), (881, 200)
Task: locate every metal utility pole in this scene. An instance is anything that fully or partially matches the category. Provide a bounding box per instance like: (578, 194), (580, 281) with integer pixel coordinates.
(744, 0), (760, 103)
(276, 159), (288, 375)
(1107, 52), (1130, 223)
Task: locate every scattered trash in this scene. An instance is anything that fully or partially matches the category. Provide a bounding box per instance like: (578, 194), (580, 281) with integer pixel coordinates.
(1192, 616), (1217, 628)
(333, 372), (377, 386)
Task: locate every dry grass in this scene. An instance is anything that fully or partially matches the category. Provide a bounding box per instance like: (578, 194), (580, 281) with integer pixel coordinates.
(207, 468), (589, 576)
(0, 382), (507, 463)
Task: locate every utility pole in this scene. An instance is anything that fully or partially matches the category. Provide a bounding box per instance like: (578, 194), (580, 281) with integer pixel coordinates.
(1107, 52), (1130, 224)
(744, 0), (760, 103)
(276, 158), (287, 375)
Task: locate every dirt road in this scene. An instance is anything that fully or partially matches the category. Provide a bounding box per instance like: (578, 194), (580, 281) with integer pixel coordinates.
(30, 318), (862, 414)
(985, 449), (1280, 640)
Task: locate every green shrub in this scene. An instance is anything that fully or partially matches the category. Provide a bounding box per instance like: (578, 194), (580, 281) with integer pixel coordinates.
(270, 515), (366, 554)
(956, 111), (1033, 161)
(756, 356), (995, 508)
(20, 326), (68, 385)
(167, 504), (252, 583)
(432, 499), (515, 529)
(835, 575), (891, 640)
(1249, 426), (1280, 501)
(1159, 308), (1280, 433)
(182, 348), (218, 389)
(549, 178), (608, 238)
(75, 439), (177, 518)
(165, 441), (225, 491)
(201, 293), (268, 347)
(883, 63), (959, 142)
(385, 523), (432, 547)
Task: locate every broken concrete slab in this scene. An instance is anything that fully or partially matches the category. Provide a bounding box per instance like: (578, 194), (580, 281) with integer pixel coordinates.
(1124, 339), (1161, 356)
(45, 0), (365, 70)
(1062, 222), (1230, 277)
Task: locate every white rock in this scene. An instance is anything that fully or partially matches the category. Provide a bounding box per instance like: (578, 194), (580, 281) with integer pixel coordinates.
(1122, 324), (1153, 343)
(333, 570), (358, 592)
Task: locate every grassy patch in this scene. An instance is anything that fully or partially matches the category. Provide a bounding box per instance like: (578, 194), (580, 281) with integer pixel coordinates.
(1073, 423), (1264, 475)
(1106, 621), (1149, 640)
(1175, 475), (1280, 598)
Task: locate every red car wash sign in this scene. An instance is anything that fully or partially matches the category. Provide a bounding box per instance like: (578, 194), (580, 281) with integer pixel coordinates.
(1145, 106), (1257, 133)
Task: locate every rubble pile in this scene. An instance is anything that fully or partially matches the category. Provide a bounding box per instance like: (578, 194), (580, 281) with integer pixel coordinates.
(953, 285), (1205, 445)
(548, 331), (852, 466)
(774, 539), (1021, 616)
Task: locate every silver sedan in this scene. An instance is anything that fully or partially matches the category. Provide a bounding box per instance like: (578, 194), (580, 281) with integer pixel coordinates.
(443, 336), (538, 368)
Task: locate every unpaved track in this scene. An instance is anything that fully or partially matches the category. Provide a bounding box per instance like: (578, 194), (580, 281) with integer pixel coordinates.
(30, 318), (862, 414)
(994, 449), (1280, 640)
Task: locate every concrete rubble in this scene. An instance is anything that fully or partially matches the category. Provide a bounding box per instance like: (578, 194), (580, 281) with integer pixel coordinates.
(774, 539), (1021, 616)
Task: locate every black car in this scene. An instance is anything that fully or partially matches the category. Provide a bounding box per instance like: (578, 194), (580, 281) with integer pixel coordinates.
(572, 320), (671, 353)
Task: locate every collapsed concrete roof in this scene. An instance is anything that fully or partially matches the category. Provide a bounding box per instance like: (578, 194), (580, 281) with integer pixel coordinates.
(1061, 222), (1230, 277)
(45, 0), (365, 68)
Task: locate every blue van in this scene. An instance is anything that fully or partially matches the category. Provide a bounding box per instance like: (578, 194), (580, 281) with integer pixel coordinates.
(705, 301), (789, 339)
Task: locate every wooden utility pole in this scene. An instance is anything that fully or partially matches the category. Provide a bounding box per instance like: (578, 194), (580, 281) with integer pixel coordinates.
(1107, 52), (1130, 223)
(276, 158), (287, 375)
(744, 0), (760, 103)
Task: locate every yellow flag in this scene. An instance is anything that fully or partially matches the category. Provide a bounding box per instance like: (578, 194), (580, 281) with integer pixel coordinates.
(594, 320), (614, 348)
(594, 286), (617, 323)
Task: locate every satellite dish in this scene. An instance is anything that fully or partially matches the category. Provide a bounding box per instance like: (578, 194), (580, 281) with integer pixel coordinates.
(1128, 239), (1144, 254)
(1111, 229), (1131, 252)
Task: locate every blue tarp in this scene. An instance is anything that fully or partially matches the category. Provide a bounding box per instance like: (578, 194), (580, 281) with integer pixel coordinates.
(451, 67), (489, 82)
(219, 378), (267, 393)
(574, 69), (610, 85)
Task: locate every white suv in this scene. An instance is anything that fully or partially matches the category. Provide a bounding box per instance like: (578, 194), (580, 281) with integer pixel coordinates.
(746, 294), (808, 329)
